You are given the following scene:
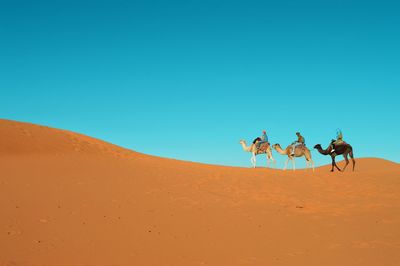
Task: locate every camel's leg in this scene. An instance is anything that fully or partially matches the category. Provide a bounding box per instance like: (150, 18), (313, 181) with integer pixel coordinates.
(251, 154), (256, 168)
(331, 156), (341, 172)
(334, 159), (342, 172)
(311, 159), (315, 172)
(292, 158), (296, 171)
(269, 151), (276, 168)
(342, 153), (349, 171)
(349, 150), (355, 171)
(284, 158), (289, 170)
(267, 150), (275, 168)
(304, 151), (311, 171)
(266, 154), (270, 168)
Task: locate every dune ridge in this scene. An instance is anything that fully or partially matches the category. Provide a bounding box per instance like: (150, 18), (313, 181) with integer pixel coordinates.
(0, 119), (138, 157)
(1, 119), (399, 266)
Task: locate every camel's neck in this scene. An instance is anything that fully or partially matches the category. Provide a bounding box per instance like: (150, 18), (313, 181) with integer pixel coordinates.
(240, 142), (252, 152)
(274, 146), (287, 155)
(316, 146), (330, 155)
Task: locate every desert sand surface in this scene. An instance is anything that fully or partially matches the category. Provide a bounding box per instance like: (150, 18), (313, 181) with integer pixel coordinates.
(1, 119), (400, 266)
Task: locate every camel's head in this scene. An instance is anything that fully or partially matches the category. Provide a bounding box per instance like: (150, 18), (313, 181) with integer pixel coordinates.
(314, 144), (322, 149)
(239, 140), (245, 144)
(272, 143), (280, 149)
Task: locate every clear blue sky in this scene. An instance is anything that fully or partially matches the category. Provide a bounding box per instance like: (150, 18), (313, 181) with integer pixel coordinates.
(1, 0), (399, 167)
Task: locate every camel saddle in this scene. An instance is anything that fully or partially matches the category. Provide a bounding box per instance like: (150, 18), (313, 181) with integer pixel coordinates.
(331, 139), (347, 146)
(256, 142), (270, 154)
(296, 144), (307, 151)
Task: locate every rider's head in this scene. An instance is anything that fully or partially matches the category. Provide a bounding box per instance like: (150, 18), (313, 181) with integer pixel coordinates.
(263, 130), (266, 134)
(296, 132), (300, 136)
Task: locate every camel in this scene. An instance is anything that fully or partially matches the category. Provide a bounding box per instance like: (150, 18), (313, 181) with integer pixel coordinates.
(239, 140), (276, 168)
(272, 143), (315, 171)
(314, 142), (355, 172)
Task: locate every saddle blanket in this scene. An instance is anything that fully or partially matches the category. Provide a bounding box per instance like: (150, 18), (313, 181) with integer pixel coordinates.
(256, 142), (270, 154)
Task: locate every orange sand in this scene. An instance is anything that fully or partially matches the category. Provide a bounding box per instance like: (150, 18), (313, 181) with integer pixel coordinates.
(1, 119), (399, 266)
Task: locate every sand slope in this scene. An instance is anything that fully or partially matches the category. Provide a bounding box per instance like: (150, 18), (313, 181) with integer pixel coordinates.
(1, 119), (399, 266)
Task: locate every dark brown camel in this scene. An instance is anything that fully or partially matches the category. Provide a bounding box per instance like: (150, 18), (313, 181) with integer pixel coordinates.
(314, 141), (355, 172)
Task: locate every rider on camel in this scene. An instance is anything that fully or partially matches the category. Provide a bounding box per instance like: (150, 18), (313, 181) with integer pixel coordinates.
(290, 132), (305, 156)
(331, 129), (344, 154)
(253, 130), (268, 149)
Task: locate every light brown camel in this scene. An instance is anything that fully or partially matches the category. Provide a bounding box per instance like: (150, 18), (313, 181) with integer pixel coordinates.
(239, 140), (276, 168)
(272, 143), (315, 171)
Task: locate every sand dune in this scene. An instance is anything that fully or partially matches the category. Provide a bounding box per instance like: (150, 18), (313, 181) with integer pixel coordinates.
(1, 119), (399, 266)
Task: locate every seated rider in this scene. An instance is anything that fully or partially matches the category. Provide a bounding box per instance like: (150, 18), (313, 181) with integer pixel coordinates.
(331, 129), (343, 154)
(290, 132), (305, 156)
(253, 130), (268, 149)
